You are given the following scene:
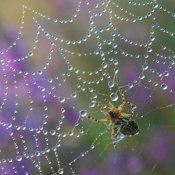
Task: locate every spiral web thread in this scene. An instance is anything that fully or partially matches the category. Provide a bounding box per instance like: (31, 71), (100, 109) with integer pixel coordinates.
(0, 0), (175, 174)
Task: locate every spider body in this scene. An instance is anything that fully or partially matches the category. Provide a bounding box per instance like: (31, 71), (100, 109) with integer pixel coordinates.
(87, 87), (139, 145)
(120, 120), (139, 136)
(109, 110), (139, 143)
(108, 110), (118, 121)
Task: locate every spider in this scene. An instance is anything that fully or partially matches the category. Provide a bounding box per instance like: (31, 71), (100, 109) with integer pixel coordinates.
(87, 87), (139, 144)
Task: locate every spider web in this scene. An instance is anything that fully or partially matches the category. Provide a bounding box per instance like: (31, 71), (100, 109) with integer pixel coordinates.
(0, 0), (175, 174)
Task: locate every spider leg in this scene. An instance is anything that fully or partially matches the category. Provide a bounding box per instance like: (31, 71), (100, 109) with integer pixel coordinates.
(117, 87), (135, 117)
(104, 97), (116, 111)
(87, 115), (109, 123)
(111, 124), (115, 138)
(89, 95), (110, 116)
(111, 124), (118, 149)
(121, 112), (132, 118)
(116, 87), (126, 113)
(126, 102), (135, 117)
(94, 100), (109, 116)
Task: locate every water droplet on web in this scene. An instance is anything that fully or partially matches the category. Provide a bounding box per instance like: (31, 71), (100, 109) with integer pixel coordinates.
(7, 123), (12, 128)
(129, 84), (134, 89)
(69, 131), (74, 136)
(115, 69), (118, 74)
(139, 74), (145, 79)
(170, 60), (174, 65)
(153, 2), (159, 8)
(52, 146), (57, 152)
(12, 116), (16, 120)
(108, 81), (115, 88)
(81, 87), (86, 91)
(58, 168), (64, 174)
(132, 105), (137, 109)
(163, 71), (169, 77)
(102, 62), (108, 69)
(114, 60), (118, 65)
(35, 151), (40, 157)
(142, 64), (148, 70)
(16, 155), (22, 162)
(48, 79), (53, 83)
(110, 93), (118, 101)
(38, 71), (43, 75)
(89, 101), (95, 108)
(91, 145), (95, 149)
(68, 65), (73, 71)
(44, 106), (48, 111)
(50, 130), (56, 135)
(162, 46), (166, 50)
(61, 108), (65, 113)
(80, 110), (87, 117)
(58, 97), (65, 103)
(71, 93), (77, 98)
(147, 47), (152, 52)
(161, 83), (167, 90)
(29, 52), (33, 57)
(80, 129), (84, 134)
(138, 16), (143, 20)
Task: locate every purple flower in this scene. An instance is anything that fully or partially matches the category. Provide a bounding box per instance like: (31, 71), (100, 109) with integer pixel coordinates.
(146, 130), (173, 165)
(127, 155), (143, 173)
(64, 105), (79, 124)
(81, 169), (100, 175)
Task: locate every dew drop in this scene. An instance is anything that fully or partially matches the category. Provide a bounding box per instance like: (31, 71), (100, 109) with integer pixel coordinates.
(170, 60), (174, 65)
(58, 97), (65, 103)
(50, 130), (56, 135)
(38, 71), (43, 75)
(162, 46), (166, 50)
(114, 60), (118, 65)
(71, 93), (77, 98)
(142, 64), (148, 70)
(48, 79), (53, 83)
(102, 62), (108, 69)
(69, 131), (74, 136)
(108, 81), (115, 88)
(58, 168), (64, 174)
(138, 16), (143, 20)
(147, 47), (152, 53)
(68, 65), (73, 71)
(80, 110), (87, 117)
(129, 84), (134, 89)
(153, 2), (158, 8)
(161, 83), (167, 90)
(110, 93), (118, 101)
(91, 145), (95, 149)
(89, 101), (95, 108)
(16, 155), (22, 162)
(163, 71), (169, 77)
(35, 151), (40, 157)
(7, 123), (12, 128)
(61, 108), (65, 113)
(12, 116), (16, 120)
(139, 74), (145, 79)
(29, 52), (33, 57)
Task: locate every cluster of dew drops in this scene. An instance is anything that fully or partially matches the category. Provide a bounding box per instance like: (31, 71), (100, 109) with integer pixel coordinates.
(0, 0), (175, 175)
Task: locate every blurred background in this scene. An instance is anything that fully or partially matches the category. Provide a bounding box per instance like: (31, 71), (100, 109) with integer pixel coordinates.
(0, 0), (175, 175)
